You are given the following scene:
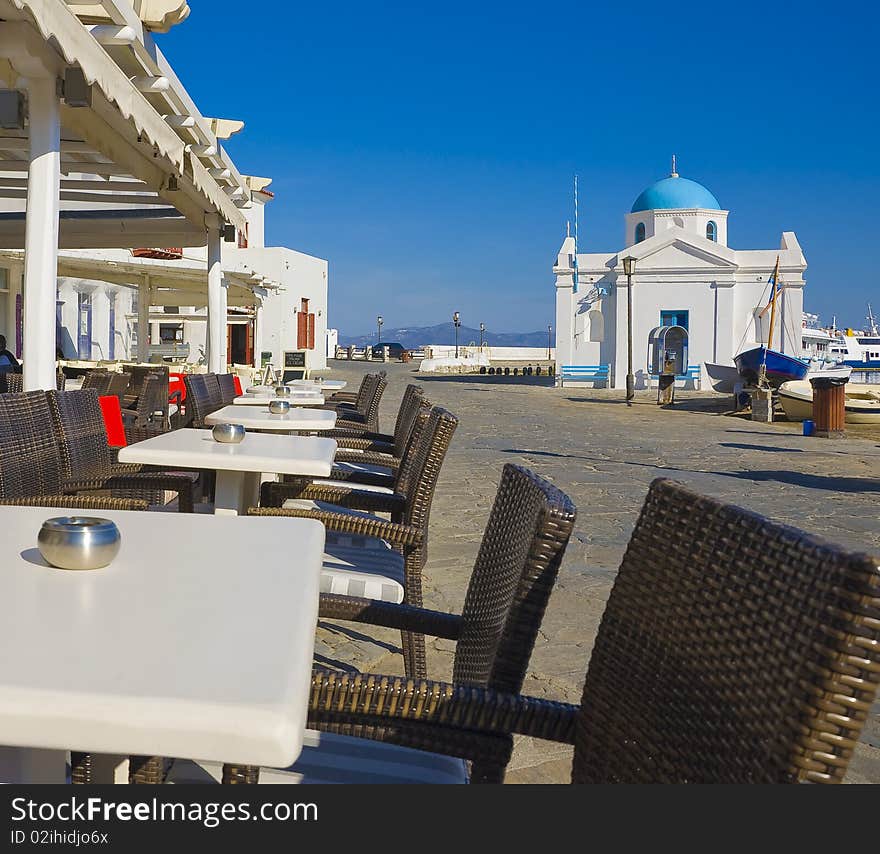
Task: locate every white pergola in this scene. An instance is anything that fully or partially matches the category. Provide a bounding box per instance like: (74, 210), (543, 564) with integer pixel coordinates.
(0, 0), (255, 388)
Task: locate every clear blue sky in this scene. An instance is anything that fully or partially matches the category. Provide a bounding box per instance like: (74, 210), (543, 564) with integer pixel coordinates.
(162, 1), (879, 335)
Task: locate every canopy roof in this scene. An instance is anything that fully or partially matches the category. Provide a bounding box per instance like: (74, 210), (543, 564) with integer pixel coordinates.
(0, 0), (256, 244)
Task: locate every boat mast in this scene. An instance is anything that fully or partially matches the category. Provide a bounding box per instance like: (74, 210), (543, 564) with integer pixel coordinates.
(867, 303), (878, 335)
(758, 256), (781, 387)
(766, 256), (781, 351)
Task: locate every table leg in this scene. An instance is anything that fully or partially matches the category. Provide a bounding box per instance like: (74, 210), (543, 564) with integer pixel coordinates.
(214, 470), (262, 515)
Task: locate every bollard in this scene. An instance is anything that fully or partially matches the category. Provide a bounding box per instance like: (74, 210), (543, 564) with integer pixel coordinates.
(810, 376), (847, 438)
(751, 387), (774, 423)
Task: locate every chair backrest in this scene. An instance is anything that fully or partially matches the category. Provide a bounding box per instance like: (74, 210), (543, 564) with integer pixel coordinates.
(572, 477), (880, 784)
(353, 373), (381, 414)
(183, 374), (213, 427)
(46, 389), (113, 480)
(452, 464), (576, 695)
(217, 374), (237, 405)
(81, 371), (113, 396)
(0, 391), (65, 497)
(361, 373), (388, 432)
(133, 373), (166, 427)
(396, 405), (458, 535)
(122, 364), (153, 398)
(203, 373), (224, 412)
(1, 373), (23, 394)
(392, 384), (424, 459)
(56, 369), (66, 391)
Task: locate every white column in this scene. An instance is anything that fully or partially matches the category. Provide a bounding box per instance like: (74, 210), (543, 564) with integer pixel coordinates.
(22, 77), (61, 391)
(219, 277), (228, 370)
(206, 223), (224, 373)
(253, 302), (263, 369)
(137, 274), (151, 363)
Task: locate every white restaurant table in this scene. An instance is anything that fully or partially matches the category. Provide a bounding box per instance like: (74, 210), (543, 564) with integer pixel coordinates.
(118, 428), (337, 515)
(205, 405), (337, 433)
(0, 506), (324, 782)
(233, 393), (324, 406)
(287, 379), (347, 392)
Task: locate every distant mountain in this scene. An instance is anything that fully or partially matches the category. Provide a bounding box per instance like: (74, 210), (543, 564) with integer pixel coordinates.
(339, 322), (555, 349)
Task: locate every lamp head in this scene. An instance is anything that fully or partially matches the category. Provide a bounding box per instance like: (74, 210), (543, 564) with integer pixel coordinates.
(622, 256), (637, 276)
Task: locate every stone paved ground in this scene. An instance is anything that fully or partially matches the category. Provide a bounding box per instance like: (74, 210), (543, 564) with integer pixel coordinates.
(316, 359), (880, 783)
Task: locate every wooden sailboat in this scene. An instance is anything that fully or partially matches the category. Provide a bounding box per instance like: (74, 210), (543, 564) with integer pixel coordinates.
(734, 256), (809, 387)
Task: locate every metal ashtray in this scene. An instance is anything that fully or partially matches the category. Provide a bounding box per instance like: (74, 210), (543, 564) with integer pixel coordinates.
(274, 385), (291, 398)
(38, 517), (121, 571)
(212, 423), (246, 443)
(268, 399), (290, 415)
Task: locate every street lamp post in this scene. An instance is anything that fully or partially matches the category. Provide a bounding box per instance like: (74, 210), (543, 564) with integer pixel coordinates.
(376, 315), (383, 345)
(453, 311), (461, 358)
(479, 322), (485, 349)
(547, 324), (552, 360)
(622, 256), (637, 405)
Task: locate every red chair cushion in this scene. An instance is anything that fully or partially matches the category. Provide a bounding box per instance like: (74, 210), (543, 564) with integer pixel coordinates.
(99, 395), (127, 447)
(233, 375), (243, 396)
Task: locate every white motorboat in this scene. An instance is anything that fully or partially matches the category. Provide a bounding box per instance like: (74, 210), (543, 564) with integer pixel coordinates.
(778, 380), (880, 424)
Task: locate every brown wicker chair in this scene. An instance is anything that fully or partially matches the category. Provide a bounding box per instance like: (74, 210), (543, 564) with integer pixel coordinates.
(121, 373), (167, 440)
(211, 463), (576, 784)
(47, 389), (195, 513)
(285, 478), (880, 784)
(325, 384), (424, 479)
(204, 373), (224, 413)
(321, 372), (387, 432)
(182, 374), (216, 428)
(217, 373), (237, 405)
(256, 404), (457, 678)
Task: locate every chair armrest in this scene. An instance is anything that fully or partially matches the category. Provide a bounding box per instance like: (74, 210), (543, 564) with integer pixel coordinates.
(259, 480), (405, 513)
(318, 594), (462, 639)
(308, 668), (579, 745)
(248, 505), (422, 547)
(0, 494), (149, 511)
(327, 391), (358, 403)
(322, 464), (395, 488)
(333, 436), (396, 454)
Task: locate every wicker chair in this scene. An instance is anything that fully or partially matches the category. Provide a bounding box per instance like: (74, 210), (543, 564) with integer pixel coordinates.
(272, 478), (880, 784)
(204, 373), (224, 413)
(47, 389), (195, 513)
(182, 374), (216, 428)
(324, 384), (425, 478)
(256, 404), (457, 678)
(204, 463), (576, 784)
(321, 372), (387, 432)
(121, 373), (167, 439)
(217, 373), (237, 405)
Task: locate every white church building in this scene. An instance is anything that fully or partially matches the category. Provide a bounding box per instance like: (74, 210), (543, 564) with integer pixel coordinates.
(553, 161), (807, 388)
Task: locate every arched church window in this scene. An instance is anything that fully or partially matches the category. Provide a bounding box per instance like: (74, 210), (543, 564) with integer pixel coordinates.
(634, 222), (646, 244)
(706, 220), (718, 242)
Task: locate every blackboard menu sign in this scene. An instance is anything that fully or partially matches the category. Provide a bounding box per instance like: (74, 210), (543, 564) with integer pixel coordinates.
(284, 350), (306, 368)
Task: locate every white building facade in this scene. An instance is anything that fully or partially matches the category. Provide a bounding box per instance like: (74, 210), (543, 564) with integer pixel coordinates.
(554, 164), (807, 388)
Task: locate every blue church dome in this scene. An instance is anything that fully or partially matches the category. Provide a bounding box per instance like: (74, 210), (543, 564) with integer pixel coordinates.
(631, 174), (721, 213)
